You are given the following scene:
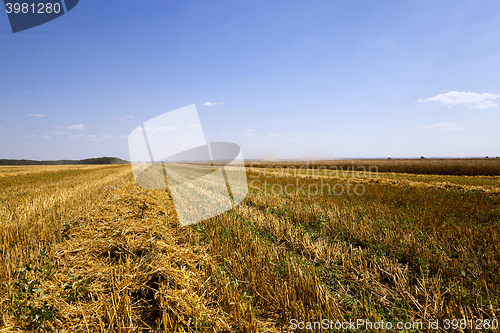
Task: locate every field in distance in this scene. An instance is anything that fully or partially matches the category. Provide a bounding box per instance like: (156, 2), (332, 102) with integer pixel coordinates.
(0, 160), (499, 331)
(248, 157), (500, 176)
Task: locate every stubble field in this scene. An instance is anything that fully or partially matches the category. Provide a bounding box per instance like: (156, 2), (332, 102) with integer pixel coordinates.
(0, 160), (499, 332)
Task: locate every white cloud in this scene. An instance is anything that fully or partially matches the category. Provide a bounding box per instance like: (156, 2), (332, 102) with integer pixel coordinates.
(66, 124), (85, 130)
(268, 133), (280, 137)
(143, 126), (175, 133)
(244, 129), (255, 136)
(21, 134), (37, 138)
(28, 113), (48, 117)
(51, 131), (67, 134)
(188, 124), (199, 128)
(470, 101), (498, 109)
(41, 135), (51, 140)
(202, 102), (225, 106)
(121, 115), (134, 120)
(290, 136), (303, 141)
(97, 134), (125, 140)
(422, 122), (463, 131)
(422, 91), (500, 108)
(68, 134), (100, 141)
(86, 135), (99, 141)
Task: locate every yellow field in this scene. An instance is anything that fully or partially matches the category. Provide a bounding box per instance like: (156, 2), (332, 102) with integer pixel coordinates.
(0, 164), (499, 332)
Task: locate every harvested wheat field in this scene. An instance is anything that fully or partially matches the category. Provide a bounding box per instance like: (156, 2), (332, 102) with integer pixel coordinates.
(0, 161), (499, 332)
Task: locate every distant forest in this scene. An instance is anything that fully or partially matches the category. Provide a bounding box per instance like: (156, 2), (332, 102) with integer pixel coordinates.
(0, 157), (130, 165)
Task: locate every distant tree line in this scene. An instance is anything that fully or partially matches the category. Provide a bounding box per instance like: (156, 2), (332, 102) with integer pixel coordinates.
(0, 157), (129, 165)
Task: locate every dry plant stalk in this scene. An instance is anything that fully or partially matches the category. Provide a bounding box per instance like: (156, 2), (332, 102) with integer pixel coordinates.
(1, 162), (499, 332)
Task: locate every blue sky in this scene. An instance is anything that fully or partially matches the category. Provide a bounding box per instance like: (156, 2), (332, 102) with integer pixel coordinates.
(1, 0), (499, 160)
